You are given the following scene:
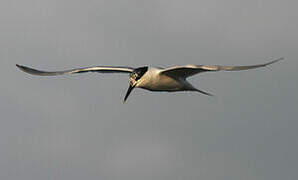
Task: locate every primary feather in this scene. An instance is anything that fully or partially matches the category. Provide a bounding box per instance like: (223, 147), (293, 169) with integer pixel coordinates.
(160, 58), (283, 78)
(16, 64), (134, 76)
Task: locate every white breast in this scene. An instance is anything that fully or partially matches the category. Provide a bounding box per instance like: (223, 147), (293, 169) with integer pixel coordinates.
(137, 67), (184, 91)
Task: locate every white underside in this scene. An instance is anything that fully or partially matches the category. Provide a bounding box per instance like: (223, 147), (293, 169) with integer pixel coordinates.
(135, 68), (195, 91)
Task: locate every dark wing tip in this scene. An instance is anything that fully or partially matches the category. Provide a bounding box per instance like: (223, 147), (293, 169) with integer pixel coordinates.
(266, 57), (284, 65)
(16, 64), (28, 72)
(16, 64), (50, 76)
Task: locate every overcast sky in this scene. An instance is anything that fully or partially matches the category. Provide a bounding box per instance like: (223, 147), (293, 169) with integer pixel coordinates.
(1, 0), (298, 179)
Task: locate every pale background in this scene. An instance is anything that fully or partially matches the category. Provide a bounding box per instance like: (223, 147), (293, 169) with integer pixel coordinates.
(1, 0), (298, 180)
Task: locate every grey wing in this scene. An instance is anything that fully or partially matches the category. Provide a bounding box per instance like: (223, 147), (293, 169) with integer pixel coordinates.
(16, 64), (134, 76)
(161, 58), (283, 78)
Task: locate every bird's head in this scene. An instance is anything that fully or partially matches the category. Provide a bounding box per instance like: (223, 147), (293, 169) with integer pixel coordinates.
(123, 66), (148, 103)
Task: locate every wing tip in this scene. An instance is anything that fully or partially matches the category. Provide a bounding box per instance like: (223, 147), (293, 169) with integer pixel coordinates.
(16, 64), (46, 76)
(266, 57), (284, 66)
(16, 64), (22, 68)
(16, 64), (28, 72)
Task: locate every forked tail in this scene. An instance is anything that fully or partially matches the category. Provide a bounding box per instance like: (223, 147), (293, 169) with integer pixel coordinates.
(194, 88), (214, 96)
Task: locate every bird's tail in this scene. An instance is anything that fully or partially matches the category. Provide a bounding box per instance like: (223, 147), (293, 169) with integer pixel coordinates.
(194, 88), (214, 96)
(185, 81), (214, 96)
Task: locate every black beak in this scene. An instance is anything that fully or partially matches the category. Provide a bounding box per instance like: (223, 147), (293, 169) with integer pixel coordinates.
(123, 84), (135, 103)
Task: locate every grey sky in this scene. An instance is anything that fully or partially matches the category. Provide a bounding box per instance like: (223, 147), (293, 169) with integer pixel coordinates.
(1, 0), (298, 179)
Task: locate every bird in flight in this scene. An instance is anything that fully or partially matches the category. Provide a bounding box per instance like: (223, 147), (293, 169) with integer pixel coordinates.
(16, 58), (282, 103)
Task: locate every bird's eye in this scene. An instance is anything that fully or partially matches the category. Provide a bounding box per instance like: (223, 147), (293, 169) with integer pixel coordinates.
(131, 72), (138, 79)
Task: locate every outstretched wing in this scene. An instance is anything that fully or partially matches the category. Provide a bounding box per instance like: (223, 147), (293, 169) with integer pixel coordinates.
(161, 58), (283, 78)
(16, 64), (134, 76)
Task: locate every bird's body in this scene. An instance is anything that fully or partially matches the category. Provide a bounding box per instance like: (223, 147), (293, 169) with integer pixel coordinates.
(135, 67), (185, 91)
(16, 58), (283, 102)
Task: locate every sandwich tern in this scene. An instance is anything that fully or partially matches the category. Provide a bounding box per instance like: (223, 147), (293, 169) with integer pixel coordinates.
(16, 58), (282, 102)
